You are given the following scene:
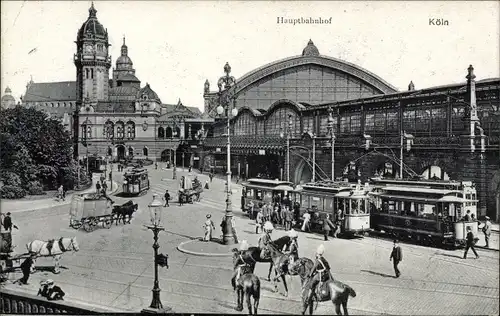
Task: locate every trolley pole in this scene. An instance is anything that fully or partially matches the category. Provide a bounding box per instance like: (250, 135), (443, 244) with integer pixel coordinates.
(400, 131), (404, 179)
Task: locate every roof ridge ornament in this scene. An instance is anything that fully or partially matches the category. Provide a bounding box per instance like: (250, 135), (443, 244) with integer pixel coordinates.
(302, 39), (319, 57)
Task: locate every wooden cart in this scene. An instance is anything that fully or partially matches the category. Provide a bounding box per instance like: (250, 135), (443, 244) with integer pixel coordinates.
(69, 193), (114, 232)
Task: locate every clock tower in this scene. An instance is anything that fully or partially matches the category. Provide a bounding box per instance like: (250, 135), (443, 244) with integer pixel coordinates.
(74, 2), (111, 104)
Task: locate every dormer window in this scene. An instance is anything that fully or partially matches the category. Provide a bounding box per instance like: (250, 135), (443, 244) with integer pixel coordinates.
(142, 94), (148, 101)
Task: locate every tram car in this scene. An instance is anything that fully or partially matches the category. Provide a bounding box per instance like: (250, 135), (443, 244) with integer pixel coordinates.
(122, 168), (150, 196)
(369, 177), (479, 247)
(297, 181), (371, 236)
(241, 178), (297, 215)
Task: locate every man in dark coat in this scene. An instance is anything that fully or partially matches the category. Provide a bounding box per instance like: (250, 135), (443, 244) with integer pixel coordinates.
(164, 189), (170, 207)
(322, 214), (335, 241)
(463, 226), (479, 259)
(17, 254), (36, 285)
(390, 239), (403, 278)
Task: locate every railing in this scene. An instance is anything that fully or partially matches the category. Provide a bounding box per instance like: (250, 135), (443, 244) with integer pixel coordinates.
(0, 288), (109, 314)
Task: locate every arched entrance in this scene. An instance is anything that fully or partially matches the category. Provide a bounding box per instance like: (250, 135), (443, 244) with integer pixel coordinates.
(116, 145), (125, 160)
(374, 161), (398, 178)
(420, 165), (450, 180)
(295, 159), (313, 184)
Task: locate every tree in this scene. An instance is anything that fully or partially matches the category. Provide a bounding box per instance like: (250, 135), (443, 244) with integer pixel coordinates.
(0, 106), (77, 194)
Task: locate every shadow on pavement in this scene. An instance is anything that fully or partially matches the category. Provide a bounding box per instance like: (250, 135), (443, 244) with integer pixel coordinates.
(305, 236), (325, 241)
(360, 269), (395, 278)
(163, 229), (198, 240)
(438, 253), (464, 259)
(217, 301), (237, 311)
(242, 230), (256, 235)
(35, 266), (69, 273)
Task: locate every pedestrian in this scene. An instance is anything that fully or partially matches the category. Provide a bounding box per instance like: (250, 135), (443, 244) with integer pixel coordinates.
(248, 200), (255, 220)
(301, 211), (311, 232)
(293, 202), (301, 225)
(57, 185), (64, 201)
(204, 180), (209, 189)
(96, 181), (101, 194)
(2, 212), (18, 232)
(203, 214), (216, 242)
(389, 239), (403, 278)
(334, 209), (343, 238)
(284, 207), (293, 231)
(231, 216), (239, 244)
(189, 165), (192, 173)
(164, 189), (170, 207)
(322, 214), (335, 241)
(482, 216), (492, 248)
(155, 162), (158, 170)
(255, 209), (264, 234)
(463, 226), (479, 259)
(209, 173), (214, 183)
(17, 254), (36, 285)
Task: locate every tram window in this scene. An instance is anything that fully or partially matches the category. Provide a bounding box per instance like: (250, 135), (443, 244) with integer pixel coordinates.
(246, 189), (254, 198)
(358, 199), (365, 214)
(311, 196), (323, 211)
(256, 190), (263, 200)
(350, 199), (358, 214)
(324, 198), (334, 212)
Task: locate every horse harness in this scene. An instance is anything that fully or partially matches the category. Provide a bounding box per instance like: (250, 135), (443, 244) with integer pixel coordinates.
(236, 254), (251, 282)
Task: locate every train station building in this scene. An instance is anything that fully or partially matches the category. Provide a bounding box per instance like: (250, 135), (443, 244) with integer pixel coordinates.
(202, 40), (500, 221)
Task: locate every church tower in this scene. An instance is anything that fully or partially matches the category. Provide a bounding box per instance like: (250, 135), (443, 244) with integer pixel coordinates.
(74, 2), (111, 103)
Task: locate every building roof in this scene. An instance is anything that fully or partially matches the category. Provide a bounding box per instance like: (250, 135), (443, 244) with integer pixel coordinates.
(302, 39), (320, 57)
(116, 73), (140, 82)
(137, 83), (161, 103)
(109, 85), (139, 96)
(77, 3), (107, 40)
(23, 81), (76, 102)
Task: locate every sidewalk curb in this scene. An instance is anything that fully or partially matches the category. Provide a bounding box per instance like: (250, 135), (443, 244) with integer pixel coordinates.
(3, 180), (119, 214)
(176, 239), (234, 257)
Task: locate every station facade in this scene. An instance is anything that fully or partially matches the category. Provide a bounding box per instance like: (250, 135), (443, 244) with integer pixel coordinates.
(202, 41), (500, 220)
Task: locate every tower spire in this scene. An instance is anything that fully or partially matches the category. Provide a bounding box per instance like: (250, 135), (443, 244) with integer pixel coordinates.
(89, 1), (97, 18)
(123, 35), (126, 46)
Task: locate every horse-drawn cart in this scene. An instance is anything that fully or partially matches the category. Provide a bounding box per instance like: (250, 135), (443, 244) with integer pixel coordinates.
(0, 232), (32, 281)
(70, 193), (114, 232)
(178, 176), (203, 204)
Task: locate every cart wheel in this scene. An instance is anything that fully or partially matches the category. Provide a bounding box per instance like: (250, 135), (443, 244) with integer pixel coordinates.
(70, 220), (82, 230)
(104, 219), (112, 229)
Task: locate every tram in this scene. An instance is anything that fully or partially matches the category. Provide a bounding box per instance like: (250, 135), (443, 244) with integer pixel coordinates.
(241, 178), (297, 215)
(297, 181), (371, 236)
(122, 168), (150, 196)
(369, 177), (479, 247)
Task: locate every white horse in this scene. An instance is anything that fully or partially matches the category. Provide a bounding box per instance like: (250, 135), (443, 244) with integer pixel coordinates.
(26, 237), (80, 274)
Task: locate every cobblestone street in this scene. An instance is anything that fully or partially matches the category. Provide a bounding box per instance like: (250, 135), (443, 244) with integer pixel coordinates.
(1, 165), (498, 315)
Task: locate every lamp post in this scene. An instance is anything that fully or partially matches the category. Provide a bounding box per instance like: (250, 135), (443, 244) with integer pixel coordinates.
(280, 114), (293, 182)
(327, 107), (336, 181)
(217, 62), (237, 245)
(399, 130), (414, 179)
(305, 130), (317, 182)
(142, 194), (171, 314)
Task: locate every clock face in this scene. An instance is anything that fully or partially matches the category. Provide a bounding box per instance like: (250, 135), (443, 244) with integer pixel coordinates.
(84, 44), (94, 53)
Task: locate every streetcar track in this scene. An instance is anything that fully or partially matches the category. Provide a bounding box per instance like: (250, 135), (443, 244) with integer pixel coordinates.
(61, 257), (499, 302)
(74, 249), (499, 292)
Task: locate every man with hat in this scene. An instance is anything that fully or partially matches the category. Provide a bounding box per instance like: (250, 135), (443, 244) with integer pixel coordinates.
(1, 212), (18, 252)
(482, 216), (492, 248)
(16, 253), (36, 285)
(306, 244), (331, 302)
(38, 279), (65, 300)
(258, 222), (274, 259)
(463, 226), (479, 259)
(390, 239), (403, 278)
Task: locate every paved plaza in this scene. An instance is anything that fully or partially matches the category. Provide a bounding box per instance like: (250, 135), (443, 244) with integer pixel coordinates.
(1, 165), (499, 315)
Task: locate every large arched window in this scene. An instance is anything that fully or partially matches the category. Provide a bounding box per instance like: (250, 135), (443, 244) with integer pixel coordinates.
(143, 147), (148, 157)
(166, 126), (172, 138)
(126, 121), (136, 139)
(158, 126), (165, 138)
(128, 146), (134, 157)
(175, 127), (181, 138)
(116, 121), (125, 139)
(104, 120), (114, 139)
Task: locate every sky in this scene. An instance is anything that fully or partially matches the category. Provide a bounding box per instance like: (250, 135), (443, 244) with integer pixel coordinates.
(1, 1), (499, 110)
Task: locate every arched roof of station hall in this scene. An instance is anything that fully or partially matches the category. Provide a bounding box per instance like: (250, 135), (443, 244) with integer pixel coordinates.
(222, 40), (398, 98)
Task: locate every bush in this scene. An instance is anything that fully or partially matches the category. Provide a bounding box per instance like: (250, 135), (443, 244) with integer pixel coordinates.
(0, 185), (26, 199)
(26, 181), (45, 195)
(0, 171), (22, 187)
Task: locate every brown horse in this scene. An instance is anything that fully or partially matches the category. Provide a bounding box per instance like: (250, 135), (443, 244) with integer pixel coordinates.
(291, 260), (357, 315)
(231, 250), (260, 314)
(236, 235), (290, 281)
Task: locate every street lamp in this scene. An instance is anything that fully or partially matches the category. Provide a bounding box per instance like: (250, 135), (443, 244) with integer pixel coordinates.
(217, 62), (237, 245)
(399, 131), (414, 179)
(279, 115), (293, 182)
(142, 194), (170, 314)
(327, 107), (336, 181)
